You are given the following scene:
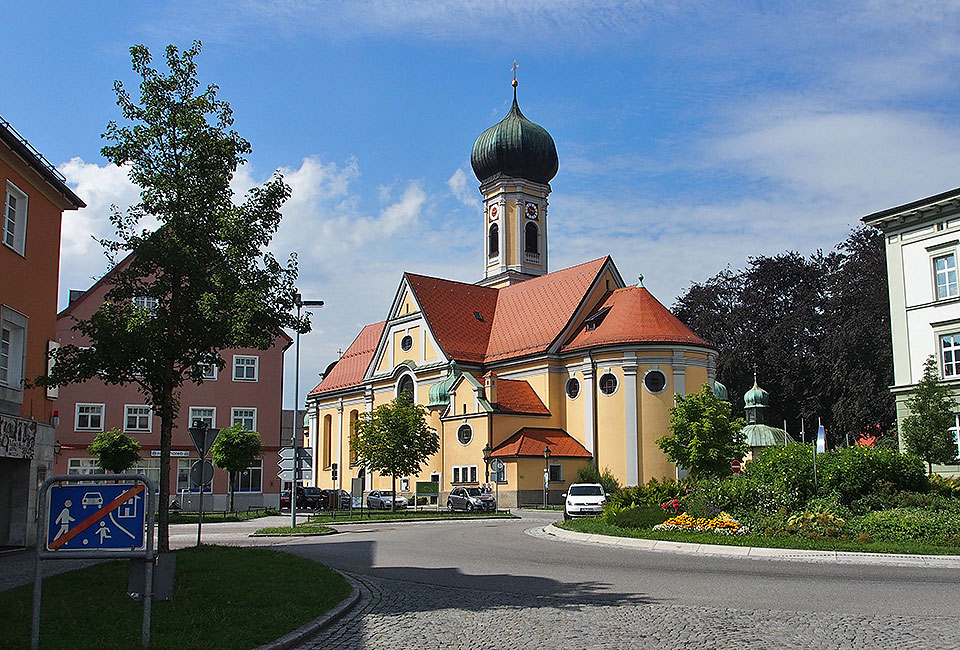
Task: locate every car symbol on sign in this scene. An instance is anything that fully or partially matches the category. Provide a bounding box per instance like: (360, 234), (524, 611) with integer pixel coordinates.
(81, 492), (103, 509)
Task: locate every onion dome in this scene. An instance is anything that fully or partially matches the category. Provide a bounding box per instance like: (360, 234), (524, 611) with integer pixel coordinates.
(427, 361), (460, 408)
(743, 378), (769, 408)
(713, 380), (728, 402)
(471, 84), (558, 185)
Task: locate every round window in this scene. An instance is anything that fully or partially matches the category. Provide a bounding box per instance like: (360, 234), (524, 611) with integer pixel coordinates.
(565, 377), (580, 399)
(599, 372), (618, 396)
(457, 424), (473, 445)
(644, 370), (667, 394)
(400, 335), (413, 351)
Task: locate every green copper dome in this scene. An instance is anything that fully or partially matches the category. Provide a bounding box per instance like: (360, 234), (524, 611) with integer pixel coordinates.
(713, 380), (728, 402)
(471, 88), (558, 185)
(743, 379), (769, 408)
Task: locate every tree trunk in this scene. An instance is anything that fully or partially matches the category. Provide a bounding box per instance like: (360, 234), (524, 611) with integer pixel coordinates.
(230, 472), (236, 513)
(928, 459), (933, 476)
(391, 473), (396, 513)
(157, 381), (175, 553)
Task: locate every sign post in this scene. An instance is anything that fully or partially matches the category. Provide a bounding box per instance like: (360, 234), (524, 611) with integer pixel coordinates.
(33, 473), (156, 650)
(188, 420), (219, 546)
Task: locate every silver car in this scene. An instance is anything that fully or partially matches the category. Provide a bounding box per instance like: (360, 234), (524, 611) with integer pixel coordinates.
(366, 490), (408, 509)
(447, 487), (497, 512)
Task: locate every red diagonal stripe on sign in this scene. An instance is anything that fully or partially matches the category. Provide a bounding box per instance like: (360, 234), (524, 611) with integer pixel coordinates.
(49, 484), (145, 550)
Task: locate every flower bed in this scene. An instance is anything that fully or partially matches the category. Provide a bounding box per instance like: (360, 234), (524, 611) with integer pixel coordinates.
(653, 511), (749, 536)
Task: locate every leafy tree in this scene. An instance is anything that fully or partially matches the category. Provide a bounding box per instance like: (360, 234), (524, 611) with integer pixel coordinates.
(673, 226), (894, 446)
(211, 424), (263, 512)
(656, 384), (747, 479)
(901, 356), (960, 474)
(353, 391), (439, 511)
(87, 428), (142, 474)
(38, 42), (307, 551)
(576, 462), (621, 495)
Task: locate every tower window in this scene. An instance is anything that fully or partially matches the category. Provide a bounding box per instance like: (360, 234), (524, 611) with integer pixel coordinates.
(525, 222), (539, 254)
(488, 223), (499, 258)
(397, 374), (415, 403)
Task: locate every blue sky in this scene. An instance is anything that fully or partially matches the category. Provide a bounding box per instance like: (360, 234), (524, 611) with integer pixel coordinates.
(6, 1), (960, 408)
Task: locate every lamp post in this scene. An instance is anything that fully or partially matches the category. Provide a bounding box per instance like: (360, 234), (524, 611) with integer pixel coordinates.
(291, 293), (324, 529)
(482, 443), (492, 484)
(543, 444), (551, 507)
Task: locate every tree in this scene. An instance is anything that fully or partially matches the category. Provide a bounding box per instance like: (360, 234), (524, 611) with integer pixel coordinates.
(87, 428), (142, 474)
(576, 462), (621, 495)
(353, 392), (439, 511)
(656, 384), (747, 479)
(39, 42), (307, 552)
(211, 424), (263, 512)
(900, 356), (960, 474)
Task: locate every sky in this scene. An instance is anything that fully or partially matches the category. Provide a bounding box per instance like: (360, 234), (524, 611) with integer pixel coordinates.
(5, 1), (960, 409)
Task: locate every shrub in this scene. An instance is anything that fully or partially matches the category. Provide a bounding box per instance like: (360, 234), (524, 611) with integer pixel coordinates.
(681, 486), (722, 519)
(816, 446), (928, 503)
(576, 463), (622, 495)
(853, 508), (960, 546)
(849, 490), (960, 515)
(609, 477), (692, 508)
(694, 476), (759, 516)
(741, 445), (816, 512)
(609, 505), (670, 529)
(786, 511), (848, 539)
(930, 474), (960, 498)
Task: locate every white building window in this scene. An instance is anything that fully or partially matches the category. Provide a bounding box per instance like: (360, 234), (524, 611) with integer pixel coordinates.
(233, 355), (259, 381)
(132, 296), (158, 313)
(177, 458), (212, 493)
(232, 407), (257, 431)
(189, 406), (215, 429)
(76, 403), (104, 431)
(452, 465), (478, 484)
(124, 405), (153, 432)
(68, 458), (100, 476)
(952, 415), (960, 459)
(4, 181), (28, 255)
(199, 363), (218, 380)
(599, 372), (619, 396)
(0, 307), (27, 389)
(235, 459), (263, 493)
(934, 253), (959, 300)
(942, 334), (960, 378)
(130, 458), (161, 485)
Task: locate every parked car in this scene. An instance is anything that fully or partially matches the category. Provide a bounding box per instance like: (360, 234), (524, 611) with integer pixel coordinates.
(366, 490), (408, 509)
(562, 483), (606, 520)
(301, 487), (325, 509)
(323, 489), (352, 509)
(447, 487), (497, 512)
(280, 486), (315, 510)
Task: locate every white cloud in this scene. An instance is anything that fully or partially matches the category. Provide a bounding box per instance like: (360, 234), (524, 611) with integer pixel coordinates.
(446, 167), (479, 209)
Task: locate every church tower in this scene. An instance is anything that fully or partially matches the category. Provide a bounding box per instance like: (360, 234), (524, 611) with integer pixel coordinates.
(471, 74), (558, 288)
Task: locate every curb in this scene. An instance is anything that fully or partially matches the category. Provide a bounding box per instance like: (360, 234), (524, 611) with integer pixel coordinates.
(254, 572), (362, 650)
(544, 524), (960, 568)
(250, 529), (339, 537)
(303, 514), (519, 526)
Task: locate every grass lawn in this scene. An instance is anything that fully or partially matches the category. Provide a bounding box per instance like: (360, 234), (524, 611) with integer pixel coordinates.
(0, 545), (350, 650)
(557, 517), (960, 556)
(305, 510), (517, 524)
(255, 524), (336, 535)
(167, 508), (279, 524)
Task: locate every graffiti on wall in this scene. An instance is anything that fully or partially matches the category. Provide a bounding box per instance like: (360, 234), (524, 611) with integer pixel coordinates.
(0, 414), (37, 459)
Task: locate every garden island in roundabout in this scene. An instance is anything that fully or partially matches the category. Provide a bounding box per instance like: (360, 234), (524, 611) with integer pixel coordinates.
(558, 383), (960, 555)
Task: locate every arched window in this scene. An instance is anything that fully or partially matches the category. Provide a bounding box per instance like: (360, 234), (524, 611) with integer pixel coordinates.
(322, 414), (332, 468)
(488, 223), (499, 258)
(397, 374), (415, 404)
(525, 222), (539, 254)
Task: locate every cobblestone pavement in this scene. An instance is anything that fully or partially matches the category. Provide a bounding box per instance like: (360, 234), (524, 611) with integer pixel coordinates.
(300, 571), (960, 650)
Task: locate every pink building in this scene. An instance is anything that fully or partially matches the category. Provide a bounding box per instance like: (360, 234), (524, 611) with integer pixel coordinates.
(52, 258), (292, 510)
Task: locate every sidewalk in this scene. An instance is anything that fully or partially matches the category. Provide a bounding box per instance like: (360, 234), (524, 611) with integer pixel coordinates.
(543, 524), (960, 568)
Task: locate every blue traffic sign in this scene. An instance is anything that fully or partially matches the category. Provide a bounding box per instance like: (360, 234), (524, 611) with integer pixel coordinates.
(47, 484), (146, 550)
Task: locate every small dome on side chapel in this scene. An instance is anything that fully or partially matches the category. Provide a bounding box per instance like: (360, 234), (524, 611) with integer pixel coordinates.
(471, 82), (559, 185)
(743, 378), (769, 408)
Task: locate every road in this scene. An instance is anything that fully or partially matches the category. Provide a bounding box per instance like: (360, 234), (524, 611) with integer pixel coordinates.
(171, 511), (960, 649)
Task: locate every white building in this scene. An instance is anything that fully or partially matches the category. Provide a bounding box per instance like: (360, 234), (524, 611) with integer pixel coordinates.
(864, 188), (960, 475)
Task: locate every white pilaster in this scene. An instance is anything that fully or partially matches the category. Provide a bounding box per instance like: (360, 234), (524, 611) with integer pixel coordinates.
(672, 350), (687, 396)
(622, 353), (639, 486)
(582, 357), (595, 456)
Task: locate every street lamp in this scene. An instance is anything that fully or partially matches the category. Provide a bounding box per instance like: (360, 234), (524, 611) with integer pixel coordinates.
(292, 293), (324, 529)
(543, 444), (551, 507)
(482, 443), (492, 484)
(53, 440), (62, 460)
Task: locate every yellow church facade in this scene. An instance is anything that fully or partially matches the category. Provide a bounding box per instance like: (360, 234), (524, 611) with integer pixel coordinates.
(306, 84), (717, 506)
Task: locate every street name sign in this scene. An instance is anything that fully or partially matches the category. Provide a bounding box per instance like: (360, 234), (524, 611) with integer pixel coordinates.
(46, 484), (146, 551)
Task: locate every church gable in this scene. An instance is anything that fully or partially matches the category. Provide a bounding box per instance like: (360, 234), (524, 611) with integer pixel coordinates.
(446, 372), (493, 418)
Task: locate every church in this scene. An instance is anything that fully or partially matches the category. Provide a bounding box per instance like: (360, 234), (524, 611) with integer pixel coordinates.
(306, 80), (718, 507)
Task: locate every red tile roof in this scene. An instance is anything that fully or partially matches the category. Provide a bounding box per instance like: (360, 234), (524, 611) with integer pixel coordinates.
(493, 378), (550, 416)
(562, 286), (710, 352)
(491, 427), (592, 458)
(405, 274), (498, 363)
(309, 321), (385, 395)
(485, 257), (609, 361)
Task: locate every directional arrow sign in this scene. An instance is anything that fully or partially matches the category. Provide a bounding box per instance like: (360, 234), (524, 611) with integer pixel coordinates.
(279, 447), (312, 462)
(277, 469), (313, 482)
(278, 458), (312, 471)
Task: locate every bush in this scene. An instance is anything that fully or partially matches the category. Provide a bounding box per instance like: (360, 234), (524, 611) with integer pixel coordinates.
(849, 489), (960, 515)
(786, 511), (848, 539)
(576, 463), (622, 495)
(608, 505), (670, 529)
(853, 508), (960, 546)
(694, 476), (759, 516)
(816, 446), (929, 503)
(930, 474), (960, 498)
(741, 445), (816, 512)
(609, 477), (692, 509)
